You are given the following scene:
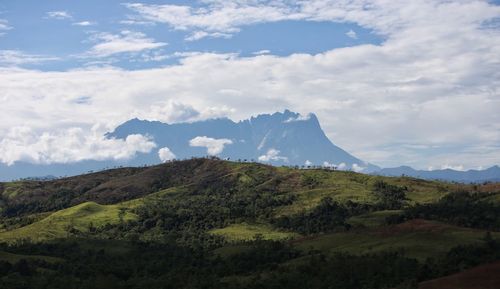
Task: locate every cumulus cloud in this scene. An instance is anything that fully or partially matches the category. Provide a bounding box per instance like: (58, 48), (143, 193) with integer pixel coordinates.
(185, 31), (232, 41)
(158, 147), (176, 162)
(337, 163), (347, 170)
(0, 126), (156, 165)
(134, 101), (200, 123)
(132, 100), (235, 123)
(86, 30), (167, 57)
(73, 21), (96, 26)
(0, 19), (12, 34)
(189, 136), (233, 155)
(305, 160), (313, 166)
(440, 164), (465, 171)
(258, 149), (288, 162)
(323, 161), (347, 170)
(284, 113), (312, 123)
(346, 29), (357, 39)
(252, 50), (271, 55)
(46, 11), (72, 20)
(1, 1), (499, 170)
(352, 163), (365, 172)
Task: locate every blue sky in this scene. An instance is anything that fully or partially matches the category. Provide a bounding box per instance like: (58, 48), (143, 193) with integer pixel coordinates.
(0, 0), (499, 171)
(0, 0), (381, 70)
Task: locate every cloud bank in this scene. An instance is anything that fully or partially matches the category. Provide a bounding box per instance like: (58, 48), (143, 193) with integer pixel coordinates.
(0, 126), (156, 165)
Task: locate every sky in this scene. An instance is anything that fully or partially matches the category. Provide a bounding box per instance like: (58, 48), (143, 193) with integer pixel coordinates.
(0, 0), (499, 170)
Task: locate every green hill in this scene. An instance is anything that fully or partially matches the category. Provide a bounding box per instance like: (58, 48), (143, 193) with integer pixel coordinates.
(0, 201), (137, 243)
(0, 158), (499, 288)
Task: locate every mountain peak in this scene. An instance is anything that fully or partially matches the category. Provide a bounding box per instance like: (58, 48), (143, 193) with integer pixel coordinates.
(106, 110), (379, 172)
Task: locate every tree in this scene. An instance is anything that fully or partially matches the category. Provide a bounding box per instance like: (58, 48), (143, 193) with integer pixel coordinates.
(373, 180), (408, 209)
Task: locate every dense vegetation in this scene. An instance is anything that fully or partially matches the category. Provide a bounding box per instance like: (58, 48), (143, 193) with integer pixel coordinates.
(1, 236), (499, 289)
(0, 158), (499, 288)
(389, 191), (500, 230)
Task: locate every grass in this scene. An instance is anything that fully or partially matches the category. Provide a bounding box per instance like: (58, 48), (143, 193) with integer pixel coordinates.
(293, 219), (499, 261)
(0, 201), (137, 243)
(273, 169), (455, 217)
(210, 223), (298, 242)
(0, 186), (188, 244)
(2, 182), (24, 199)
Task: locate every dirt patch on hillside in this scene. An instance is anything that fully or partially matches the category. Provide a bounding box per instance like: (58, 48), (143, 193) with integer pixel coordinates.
(419, 261), (500, 289)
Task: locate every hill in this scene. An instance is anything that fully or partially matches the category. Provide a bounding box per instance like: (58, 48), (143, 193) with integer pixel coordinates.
(0, 158), (499, 288)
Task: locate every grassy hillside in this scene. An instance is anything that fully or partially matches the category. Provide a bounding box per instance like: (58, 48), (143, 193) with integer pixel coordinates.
(1, 159), (499, 244)
(210, 223), (298, 241)
(0, 158), (499, 289)
(0, 201), (137, 243)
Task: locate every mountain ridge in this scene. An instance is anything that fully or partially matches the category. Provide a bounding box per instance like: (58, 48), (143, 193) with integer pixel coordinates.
(377, 165), (500, 183)
(107, 109), (380, 172)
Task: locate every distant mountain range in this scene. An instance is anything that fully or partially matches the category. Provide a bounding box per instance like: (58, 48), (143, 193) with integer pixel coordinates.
(377, 165), (500, 183)
(0, 110), (498, 183)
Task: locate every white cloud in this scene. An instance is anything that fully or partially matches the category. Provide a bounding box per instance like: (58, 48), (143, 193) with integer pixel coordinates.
(346, 29), (357, 39)
(86, 30), (167, 58)
(73, 21), (96, 26)
(46, 11), (72, 20)
(258, 149), (288, 162)
(158, 147), (176, 162)
(138, 101), (199, 123)
(0, 19), (12, 33)
(352, 163), (365, 172)
(1, 1), (499, 169)
(0, 50), (59, 65)
(132, 100), (234, 123)
(120, 19), (156, 26)
(127, 1), (500, 41)
(189, 136), (233, 155)
(252, 50), (271, 55)
(337, 163), (347, 170)
(0, 126), (156, 165)
(440, 164), (465, 171)
(123, 1), (297, 39)
(185, 31), (232, 41)
(284, 113), (312, 123)
(305, 160), (313, 166)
